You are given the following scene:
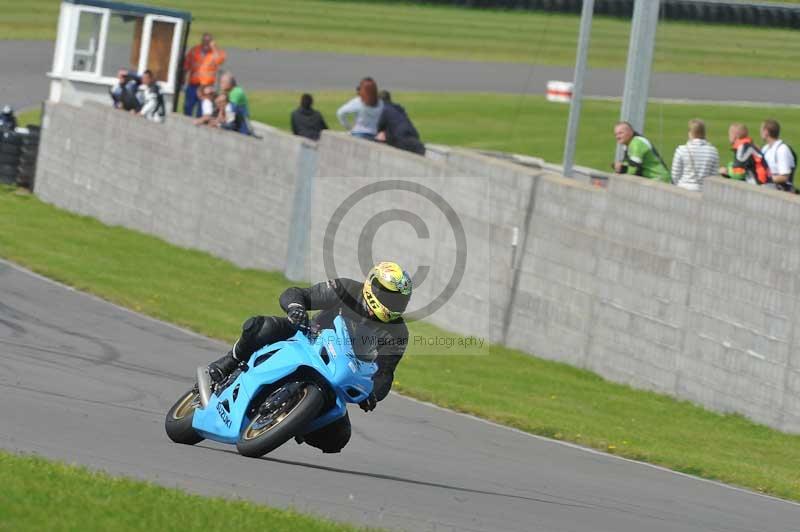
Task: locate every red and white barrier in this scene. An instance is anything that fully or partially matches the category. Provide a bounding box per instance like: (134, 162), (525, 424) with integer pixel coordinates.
(546, 81), (574, 103)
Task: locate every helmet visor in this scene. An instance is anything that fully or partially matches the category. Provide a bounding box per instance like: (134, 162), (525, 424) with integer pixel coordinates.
(371, 278), (410, 314)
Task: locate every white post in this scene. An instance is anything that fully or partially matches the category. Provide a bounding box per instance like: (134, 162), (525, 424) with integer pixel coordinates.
(562, 0), (594, 179)
(616, 0), (661, 162)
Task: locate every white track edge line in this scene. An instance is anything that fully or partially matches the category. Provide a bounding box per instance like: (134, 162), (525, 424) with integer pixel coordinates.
(391, 396), (800, 508)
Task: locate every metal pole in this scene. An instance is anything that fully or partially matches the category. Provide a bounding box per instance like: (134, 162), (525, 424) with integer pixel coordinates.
(616, 0), (660, 162)
(562, 0), (594, 179)
(174, 20), (191, 114)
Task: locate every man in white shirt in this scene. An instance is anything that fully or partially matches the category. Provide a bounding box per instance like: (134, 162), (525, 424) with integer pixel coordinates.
(760, 119), (796, 193)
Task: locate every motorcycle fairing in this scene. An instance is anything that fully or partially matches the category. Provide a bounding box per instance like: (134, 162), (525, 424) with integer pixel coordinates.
(192, 315), (376, 444)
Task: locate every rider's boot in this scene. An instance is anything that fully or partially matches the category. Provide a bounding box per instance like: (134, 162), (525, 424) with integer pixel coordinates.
(208, 350), (239, 383)
(208, 317), (267, 383)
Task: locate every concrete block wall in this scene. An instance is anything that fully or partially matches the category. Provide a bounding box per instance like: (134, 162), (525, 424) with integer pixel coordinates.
(505, 172), (800, 431)
(36, 101), (312, 272)
(586, 175), (700, 394)
(307, 133), (447, 329)
(309, 133), (539, 343)
(33, 101), (800, 432)
(436, 150), (544, 343)
(505, 174), (607, 367)
(682, 178), (800, 431)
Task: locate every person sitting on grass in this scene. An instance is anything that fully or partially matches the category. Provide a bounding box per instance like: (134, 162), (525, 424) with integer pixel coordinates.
(612, 121), (670, 183)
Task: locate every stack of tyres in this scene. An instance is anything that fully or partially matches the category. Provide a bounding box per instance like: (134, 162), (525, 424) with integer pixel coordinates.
(0, 131), (21, 185)
(17, 125), (39, 189)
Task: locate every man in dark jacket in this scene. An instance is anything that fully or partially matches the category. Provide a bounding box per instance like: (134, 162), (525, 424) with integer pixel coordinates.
(110, 69), (141, 112)
(207, 262), (412, 453)
(377, 91), (425, 156)
(291, 93), (328, 141)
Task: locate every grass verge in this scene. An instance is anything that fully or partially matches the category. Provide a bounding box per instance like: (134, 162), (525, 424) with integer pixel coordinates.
(15, 107), (42, 128)
(248, 90), (800, 171)
(2, 187), (800, 501)
(0, 450), (378, 532)
(2, 0), (800, 79)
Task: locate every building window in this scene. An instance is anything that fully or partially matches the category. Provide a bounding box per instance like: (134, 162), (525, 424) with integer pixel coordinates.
(101, 14), (144, 78)
(147, 20), (176, 82)
(72, 10), (102, 73)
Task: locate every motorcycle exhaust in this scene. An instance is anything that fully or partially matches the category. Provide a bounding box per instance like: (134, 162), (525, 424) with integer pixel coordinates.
(196, 366), (213, 408)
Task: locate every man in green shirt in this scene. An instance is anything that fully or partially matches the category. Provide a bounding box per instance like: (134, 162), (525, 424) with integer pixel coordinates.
(220, 72), (251, 135)
(612, 121), (670, 183)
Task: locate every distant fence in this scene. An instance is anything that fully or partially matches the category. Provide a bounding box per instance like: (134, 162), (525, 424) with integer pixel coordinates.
(34, 101), (800, 434)
(414, 0), (800, 29)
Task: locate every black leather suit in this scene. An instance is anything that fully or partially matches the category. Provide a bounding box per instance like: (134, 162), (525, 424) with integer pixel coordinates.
(230, 278), (409, 452)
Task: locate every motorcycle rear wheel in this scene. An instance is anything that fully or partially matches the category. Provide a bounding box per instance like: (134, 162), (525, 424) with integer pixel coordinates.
(165, 388), (205, 445)
(236, 382), (323, 458)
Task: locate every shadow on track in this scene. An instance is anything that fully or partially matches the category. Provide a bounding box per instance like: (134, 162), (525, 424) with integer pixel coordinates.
(196, 444), (592, 509)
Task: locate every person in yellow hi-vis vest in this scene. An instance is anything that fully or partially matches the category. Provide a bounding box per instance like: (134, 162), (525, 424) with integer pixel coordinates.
(182, 33), (226, 117)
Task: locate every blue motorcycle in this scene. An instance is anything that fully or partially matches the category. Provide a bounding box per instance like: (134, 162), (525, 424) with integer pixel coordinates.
(165, 315), (377, 457)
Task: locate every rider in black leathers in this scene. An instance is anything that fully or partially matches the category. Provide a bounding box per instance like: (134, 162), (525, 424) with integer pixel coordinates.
(207, 262), (412, 453)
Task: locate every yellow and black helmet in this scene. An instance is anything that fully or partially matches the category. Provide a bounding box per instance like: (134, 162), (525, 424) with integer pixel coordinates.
(363, 262), (412, 323)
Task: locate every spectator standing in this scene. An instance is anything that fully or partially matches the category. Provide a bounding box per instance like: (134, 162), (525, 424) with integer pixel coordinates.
(291, 93), (328, 141)
(183, 33), (226, 117)
(612, 121), (670, 183)
(760, 119), (797, 193)
(337, 77), (383, 140)
(220, 72), (252, 135)
(376, 90), (425, 156)
(670, 119), (719, 192)
(719, 123), (770, 186)
(138, 70), (165, 123)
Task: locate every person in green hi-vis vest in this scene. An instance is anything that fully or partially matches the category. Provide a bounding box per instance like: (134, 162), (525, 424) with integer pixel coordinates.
(612, 121), (671, 183)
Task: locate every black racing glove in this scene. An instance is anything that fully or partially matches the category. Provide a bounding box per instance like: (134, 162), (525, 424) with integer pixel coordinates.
(359, 392), (377, 412)
(286, 303), (308, 328)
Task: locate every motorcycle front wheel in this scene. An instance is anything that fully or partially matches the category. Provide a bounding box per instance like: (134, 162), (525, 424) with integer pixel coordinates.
(164, 388), (205, 445)
(236, 382), (323, 458)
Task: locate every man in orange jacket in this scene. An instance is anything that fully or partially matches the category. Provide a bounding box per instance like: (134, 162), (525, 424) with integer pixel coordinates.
(183, 33), (226, 117)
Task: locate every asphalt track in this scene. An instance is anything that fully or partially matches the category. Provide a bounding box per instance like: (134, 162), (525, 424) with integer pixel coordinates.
(2, 40), (799, 111)
(1, 259), (799, 531)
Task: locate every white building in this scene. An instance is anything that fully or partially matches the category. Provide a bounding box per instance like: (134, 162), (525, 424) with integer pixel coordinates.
(48, 0), (191, 111)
